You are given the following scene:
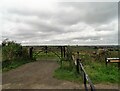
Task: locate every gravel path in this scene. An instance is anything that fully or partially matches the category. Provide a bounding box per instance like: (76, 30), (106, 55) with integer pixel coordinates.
(2, 60), (119, 90)
(2, 60), (82, 89)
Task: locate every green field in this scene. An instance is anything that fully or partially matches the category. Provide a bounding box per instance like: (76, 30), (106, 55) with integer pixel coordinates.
(54, 58), (119, 84)
(54, 46), (119, 84)
(81, 53), (119, 84)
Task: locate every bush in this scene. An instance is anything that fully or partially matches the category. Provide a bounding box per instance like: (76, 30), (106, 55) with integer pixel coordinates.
(2, 39), (33, 71)
(2, 39), (22, 61)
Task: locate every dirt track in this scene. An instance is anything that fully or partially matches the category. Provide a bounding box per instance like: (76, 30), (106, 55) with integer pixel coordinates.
(2, 60), (119, 89)
(2, 60), (82, 89)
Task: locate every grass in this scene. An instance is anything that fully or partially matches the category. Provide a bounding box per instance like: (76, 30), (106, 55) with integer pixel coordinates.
(84, 61), (119, 84)
(54, 49), (119, 84)
(33, 51), (61, 60)
(53, 61), (82, 83)
(81, 51), (119, 84)
(2, 58), (35, 72)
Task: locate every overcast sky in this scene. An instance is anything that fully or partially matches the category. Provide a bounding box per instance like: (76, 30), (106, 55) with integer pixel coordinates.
(0, 0), (119, 45)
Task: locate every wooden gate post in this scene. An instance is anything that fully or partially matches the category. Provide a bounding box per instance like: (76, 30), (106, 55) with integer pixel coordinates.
(45, 46), (48, 54)
(61, 46), (63, 58)
(29, 47), (33, 59)
(77, 51), (80, 59)
(76, 59), (79, 74)
(63, 46), (66, 58)
(76, 51), (80, 74)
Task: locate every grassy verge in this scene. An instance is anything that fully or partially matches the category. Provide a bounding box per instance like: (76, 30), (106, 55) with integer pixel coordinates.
(84, 61), (119, 84)
(54, 52), (119, 84)
(80, 52), (119, 84)
(2, 58), (35, 72)
(53, 61), (83, 83)
(81, 52), (120, 84)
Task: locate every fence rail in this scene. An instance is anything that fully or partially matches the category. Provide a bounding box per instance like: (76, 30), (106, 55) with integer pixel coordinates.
(79, 60), (96, 91)
(72, 53), (96, 91)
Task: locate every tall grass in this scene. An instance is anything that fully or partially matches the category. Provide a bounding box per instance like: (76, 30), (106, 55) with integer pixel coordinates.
(54, 61), (82, 83)
(81, 51), (119, 84)
(54, 48), (119, 84)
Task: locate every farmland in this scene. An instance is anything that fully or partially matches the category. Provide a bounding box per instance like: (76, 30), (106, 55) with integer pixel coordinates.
(2, 41), (119, 89)
(53, 46), (119, 84)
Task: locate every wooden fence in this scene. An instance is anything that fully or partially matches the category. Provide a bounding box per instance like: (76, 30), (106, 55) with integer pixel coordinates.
(72, 52), (96, 91)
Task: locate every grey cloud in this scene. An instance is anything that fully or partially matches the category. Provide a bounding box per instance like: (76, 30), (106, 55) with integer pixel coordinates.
(95, 26), (115, 31)
(6, 2), (118, 25)
(9, 9), (53, 20)
(57, 2), (118, 25)
(73, 36), (101, 41)
(1, 1), (118, 45)
(26, 21), (64, 33)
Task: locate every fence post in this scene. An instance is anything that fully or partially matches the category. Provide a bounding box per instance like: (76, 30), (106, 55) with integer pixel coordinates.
(29, 47), (33, 59)
(77, 51), (79, 59)
(63, 46), (66, 58)
(45, 46), (48, 54)
(61, 46), (63, 58)
(83, 73), (88, 91)
(76, 51), (80, 73)
(60, 46), (63, 68)
(76, 59), (79, 74)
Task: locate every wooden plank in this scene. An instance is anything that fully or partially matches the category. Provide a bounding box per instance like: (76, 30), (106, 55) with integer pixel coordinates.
(109, 60), (120, 63)
(72, 55), (77, 65)
(107, 58), (119, 60)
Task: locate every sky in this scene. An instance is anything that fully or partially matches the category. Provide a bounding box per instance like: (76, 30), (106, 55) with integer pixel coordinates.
(0, 0), (119, 45)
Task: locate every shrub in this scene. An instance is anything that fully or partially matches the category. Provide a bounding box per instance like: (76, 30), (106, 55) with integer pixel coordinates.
(2, 39), (33, 71)
(2, 39), (22, 61)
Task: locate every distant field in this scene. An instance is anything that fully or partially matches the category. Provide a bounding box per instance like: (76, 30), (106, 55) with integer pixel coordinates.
(33, 46), (119, 63)
(72, 46), (119, 59)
